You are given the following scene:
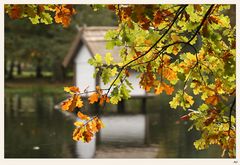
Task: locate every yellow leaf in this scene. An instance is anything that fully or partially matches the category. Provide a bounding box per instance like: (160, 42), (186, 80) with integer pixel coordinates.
(76, 95), (83, 108)
(96, 86), (103, 94)
(184, 94), (194, 105)
(171, 33), (180, 42)
(74, 121), (84, 127)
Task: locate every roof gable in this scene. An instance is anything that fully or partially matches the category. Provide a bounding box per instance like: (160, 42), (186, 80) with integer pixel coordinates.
(63, 26), (122, 67)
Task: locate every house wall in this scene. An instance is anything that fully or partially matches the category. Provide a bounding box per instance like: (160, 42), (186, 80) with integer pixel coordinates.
(74, 45), (95, 93)
(127, 71), (146, 96)
(75, 45), (146, 97)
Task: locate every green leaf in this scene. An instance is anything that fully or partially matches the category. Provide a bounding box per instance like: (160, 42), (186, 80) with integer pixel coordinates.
(29, 15), (40, 24)
(120, 84), (130, 99)
(198, 104), (209, 112)
(94, 54), (102, 64)
(101, 68), (111, 85)
(125, 79), (134, 90)
(110, 95), (121, 104)
(105, 52), (113, 65)
(40, 12), (53, 24)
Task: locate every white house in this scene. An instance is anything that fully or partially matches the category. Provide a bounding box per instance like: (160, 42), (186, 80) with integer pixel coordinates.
(62, 26), (153, 112)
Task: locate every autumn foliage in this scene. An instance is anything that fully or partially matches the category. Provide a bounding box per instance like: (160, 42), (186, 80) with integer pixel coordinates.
(5, 4), (76, 27)
(5, 4), (236, 158)
(61, 86), (107, 142)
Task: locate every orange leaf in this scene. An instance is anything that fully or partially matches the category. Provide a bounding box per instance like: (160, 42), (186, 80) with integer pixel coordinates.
(163, 83), (174, 95)
(72, 127), (81, 141)
(153, 9), (163, 27)
(83, 131), (93, 143)
(96, 86), (103, 94)
(88, 92), (99, 104)
(95, 118), (105, 130)
(76, 95), (83, 108)
(99, 94), (110, 106)
(54, 5), (76, 27)
(144, 85), (151, 92)
(107, 5), (116, 11)
(89, 121), (98, 133)
(205, 95), (219, 106)
(144, 40), (152, 45)
(77, 111), (90, 120)
(154, 84), (164, 95)
(67, 94), (78, 112)
(173, 46), (179, 55)
(125, 69), (130, 77)
(9, 5), (22, 19)
(64, 86), (80, 93)
(163, 68), (177, 81)
(194, 5), (202, 12)
(61, 98), (73, 111)
(165, 85), (174, 95)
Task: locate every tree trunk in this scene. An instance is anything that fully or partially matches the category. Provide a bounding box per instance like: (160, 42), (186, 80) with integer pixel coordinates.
(4, 60), (7, 77)
(16, 62), (22, 75)
(52, 58), (64, 82)
(36, 60), (43, 78)
(7, 60), (14, 79)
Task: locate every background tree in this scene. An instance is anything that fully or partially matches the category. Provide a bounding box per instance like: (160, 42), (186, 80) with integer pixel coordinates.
(4, 5), (117, 80)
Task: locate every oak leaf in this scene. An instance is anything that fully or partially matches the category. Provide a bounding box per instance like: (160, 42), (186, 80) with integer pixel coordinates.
(99, 94), (110, 106)
(88, 92), (99, 104)
(76, 95), (84, 108)
(205, 95), (219, 106)
(77, 111), (90, 120)
(61, 98), (73, 111)
(154, 84), (164, 95)
(164, 85), (174, 95)
(64, 86), (80, 93)
(9, 5), (22, 19)
(74, 121), (84, 127)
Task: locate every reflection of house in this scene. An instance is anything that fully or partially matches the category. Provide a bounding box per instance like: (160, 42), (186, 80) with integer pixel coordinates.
(100, 115), (147, 144)
(75, 114), (151, 158)
(62, 26), (153, 112)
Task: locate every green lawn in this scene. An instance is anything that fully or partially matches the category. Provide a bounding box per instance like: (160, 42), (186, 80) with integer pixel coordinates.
(5, 77), (73, 95)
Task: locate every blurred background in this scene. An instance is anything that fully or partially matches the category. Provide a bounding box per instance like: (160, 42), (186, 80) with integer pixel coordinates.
(4, 5), (228, 158)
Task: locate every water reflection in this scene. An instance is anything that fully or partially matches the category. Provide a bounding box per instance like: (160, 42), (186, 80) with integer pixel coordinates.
(76, 136), (96, 158)
(5, 93), (76, 158)
(100, 115), (146, 144)
(75, 115), (147, 158)
(5, 91), (223, 158)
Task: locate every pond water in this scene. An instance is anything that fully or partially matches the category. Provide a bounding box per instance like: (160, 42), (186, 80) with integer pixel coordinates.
(5, 88), (223, 158)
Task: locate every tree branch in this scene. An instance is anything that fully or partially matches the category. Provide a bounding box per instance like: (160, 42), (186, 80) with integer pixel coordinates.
(228, 97), (236, 134)
(105, 5), (188, 96)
